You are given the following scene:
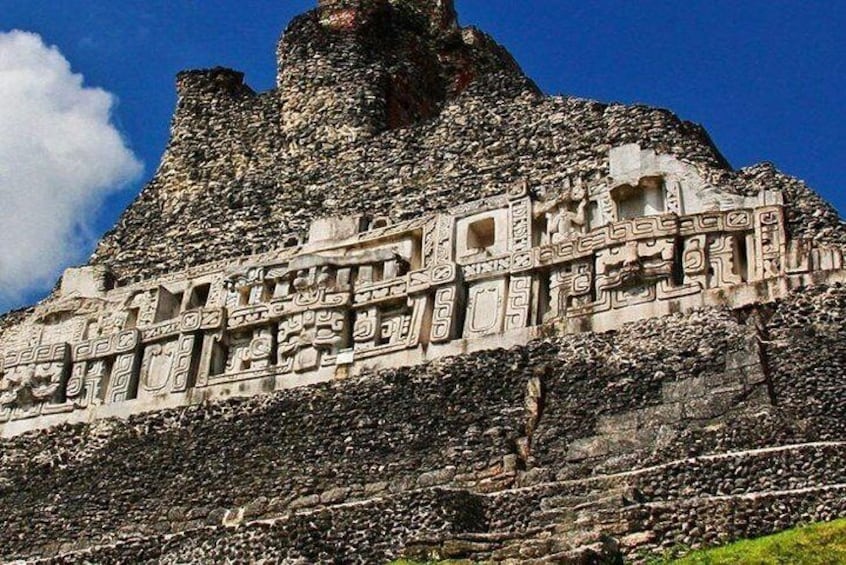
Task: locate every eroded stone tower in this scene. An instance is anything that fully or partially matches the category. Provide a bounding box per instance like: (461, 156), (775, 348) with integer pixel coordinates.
(2, 2), (846, 563)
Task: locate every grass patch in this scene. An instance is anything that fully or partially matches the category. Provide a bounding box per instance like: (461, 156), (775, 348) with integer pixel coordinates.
(665, 519), (846, 564)
(391, 521), (846, 564)
(389, 561), (473, 565)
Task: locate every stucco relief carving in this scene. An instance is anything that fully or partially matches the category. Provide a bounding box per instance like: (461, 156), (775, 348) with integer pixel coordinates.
(509, 197), (532, 252)
(547, 198), (588, 243)
(141, 341), (179, 393)
(546, 262), (593, 322)
(107, 353), (140, 404)
(682, 235), (708, 289)
(465, 279), (505, 338)
(0, 363), (63, 410)
(0, 343), (70, 421)
(597, 239), (675, 291)
(1, 144), (840, 430)
(504, 275), (532, 331)
(138, 334), (197, 396)
(66, 360), (109, 409)
(708, 235), (744, 287)
(431, 285), (458, 343)
(755, 208), (787, 279)
(279, 310), (346, 372)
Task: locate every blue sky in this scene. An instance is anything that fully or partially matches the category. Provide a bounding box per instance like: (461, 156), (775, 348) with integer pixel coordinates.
(0, 0), (843, 311)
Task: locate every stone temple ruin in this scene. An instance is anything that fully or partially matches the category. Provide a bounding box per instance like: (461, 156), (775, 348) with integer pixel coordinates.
(2, 1), (846, 563)
(1, 145), (841, 433)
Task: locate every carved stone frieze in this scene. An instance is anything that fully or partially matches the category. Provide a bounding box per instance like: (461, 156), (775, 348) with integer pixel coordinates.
(504, 275), (532, 331)
(464, 279), (506, 339)
(141, 340), (180, 394)
(0, 343), (70, 421)
(462, 256), (511, 281)
(509, 197), (532, 252)
(596, 239), (675, 292)
(754, 207), (787, 280)
(1, 144), (840, 431)
(546, 261), (593, 322)
(107, 352), (141, 404)
(66, 360), (109, 409)
(431, 285), (459, 343)
(279, 310), (346, 373)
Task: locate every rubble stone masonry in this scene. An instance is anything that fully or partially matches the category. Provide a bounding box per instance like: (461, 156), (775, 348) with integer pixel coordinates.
(2, 1), (846, 563)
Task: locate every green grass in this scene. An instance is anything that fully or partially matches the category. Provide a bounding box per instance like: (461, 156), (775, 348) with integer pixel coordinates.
(389, 561), (472, 565)
(662, 519), (846, 564)
(392, 520), (846, 565)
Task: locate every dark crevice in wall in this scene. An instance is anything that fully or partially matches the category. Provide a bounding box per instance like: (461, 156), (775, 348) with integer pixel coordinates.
(738, 304), (778, 406)
(516, 364), (547, 471)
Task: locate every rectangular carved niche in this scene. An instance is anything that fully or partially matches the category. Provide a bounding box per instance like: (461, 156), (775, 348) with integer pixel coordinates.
(154, 287), (183, 323)
(463, 279), (506, 339)
(138, 335), (197, 399)
(613, 178), (665, 220)
(456, 210), (509, 261)
(139, 339), (179, 397)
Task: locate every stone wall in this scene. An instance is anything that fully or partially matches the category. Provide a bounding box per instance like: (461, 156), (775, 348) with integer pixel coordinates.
(2, 284), (846, 562)
(767, 283), (846, 439)
(0, 347), (530, 560)
(9, 149), (839, 436)
(39, 489), (487, 565)
(3, 1), (846, 562)
(84, 0), (846, 286)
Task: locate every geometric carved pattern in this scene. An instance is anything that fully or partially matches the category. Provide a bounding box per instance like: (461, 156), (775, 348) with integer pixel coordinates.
(754, 207), (787, 280)
(107, 352), (140, 404)
(278, 310), (346, 373)
(170, 334), (197, 393)
(504, 275), (532, 331)
(431, 286), (458, 343)
(139, 334), (197, 396)
(0, 167), (826, 430)
(708, 234), (743, 287)
(509, 197), (532, 252)
(141, 340), (179, 394)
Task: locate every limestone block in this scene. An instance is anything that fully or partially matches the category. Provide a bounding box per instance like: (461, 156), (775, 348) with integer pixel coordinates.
(308, 215), (363, 244)
(60, 266), (112, 298)
(609, 144), (644, 185)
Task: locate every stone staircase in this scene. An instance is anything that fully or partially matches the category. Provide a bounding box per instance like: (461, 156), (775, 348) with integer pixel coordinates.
(405, 441), (846, 564)
(19, 442), (846, 564)
(405, 486), (629, 563)
(565, 336), (770, 470)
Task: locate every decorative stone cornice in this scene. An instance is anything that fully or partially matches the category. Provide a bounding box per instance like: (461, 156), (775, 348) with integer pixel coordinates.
(1, 145), (843, 435)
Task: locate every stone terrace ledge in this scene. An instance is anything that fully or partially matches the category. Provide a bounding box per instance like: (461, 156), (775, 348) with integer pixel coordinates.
(1, 144), (843, 437)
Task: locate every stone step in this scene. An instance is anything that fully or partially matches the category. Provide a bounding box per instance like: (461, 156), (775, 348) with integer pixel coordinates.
(489, 528), (608, 562)
(431, 481), (846, 563)
(637, 481), (846, 508)
(405, 529), (546, 561)
(566, 428), (661, 462)
(499, 484), (846, 563)
(27, 443), (846, 565)
(615, 483), (846, 562)
(533, 491), (630, 530)
(499, 441), (846, 502)
(539, 486), (628, 511)
(571, 386), (768, 464)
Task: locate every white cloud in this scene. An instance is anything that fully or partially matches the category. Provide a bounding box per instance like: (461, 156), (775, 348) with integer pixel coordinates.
(0, 30), (142, 306)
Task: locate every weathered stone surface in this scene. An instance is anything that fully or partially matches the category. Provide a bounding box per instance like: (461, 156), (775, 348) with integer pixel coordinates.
(0, 289), (844, 562)
(1, 0), (846, 563)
